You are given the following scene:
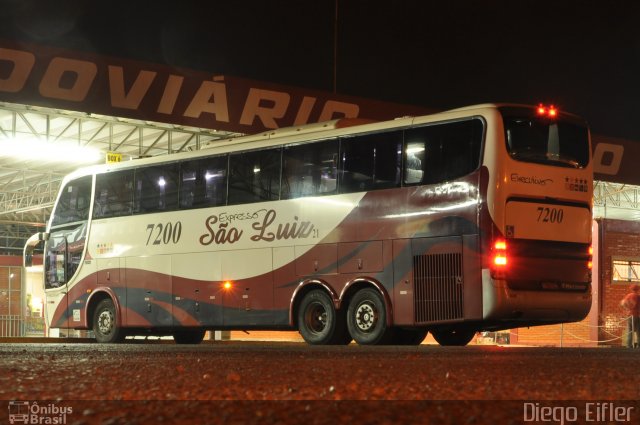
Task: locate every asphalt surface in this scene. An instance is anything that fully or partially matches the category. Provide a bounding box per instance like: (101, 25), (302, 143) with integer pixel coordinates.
(1, 341), (639, 424)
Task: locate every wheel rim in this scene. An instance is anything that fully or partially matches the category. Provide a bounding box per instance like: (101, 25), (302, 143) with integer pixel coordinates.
(354, 302), (377, 332)
(305, 302), (328, 334)
(97, 309), (114, 336)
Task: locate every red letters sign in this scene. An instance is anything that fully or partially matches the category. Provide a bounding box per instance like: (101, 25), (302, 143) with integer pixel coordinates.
(0, 40), (431, 135)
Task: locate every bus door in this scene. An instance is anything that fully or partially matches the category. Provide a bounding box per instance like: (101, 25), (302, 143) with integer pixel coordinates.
(36, 223), (89, 335)
(43, 232), (71, 333)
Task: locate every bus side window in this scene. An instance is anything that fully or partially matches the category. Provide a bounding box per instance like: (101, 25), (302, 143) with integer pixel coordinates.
(93, 170), (134, 218)
(282, 140), (338, 199)
(404, 119), (483, 185)
(180, 156), (228, 209)
(228, 147), (281, 205)
(340, 130), (402, 193)
(134, 164), (180, 214)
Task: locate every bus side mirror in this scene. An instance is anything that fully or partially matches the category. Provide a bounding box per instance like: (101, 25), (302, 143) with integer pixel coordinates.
(23, 232), (49, 267)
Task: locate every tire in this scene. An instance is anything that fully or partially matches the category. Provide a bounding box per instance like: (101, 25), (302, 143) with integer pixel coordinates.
(346, 288), (392, 345)
(298, 289), (351, 345)
(173, 329), (206, 344)
(431, 328), (476, 346)
(93, 298), (126, 343)
(392, 328), (428, 345)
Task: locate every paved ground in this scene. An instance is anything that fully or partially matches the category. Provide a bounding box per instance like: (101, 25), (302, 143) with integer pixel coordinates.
(1, 341), (639, 424)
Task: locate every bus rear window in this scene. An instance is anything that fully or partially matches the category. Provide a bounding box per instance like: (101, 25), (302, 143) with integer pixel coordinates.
(502, 109), (589, 168)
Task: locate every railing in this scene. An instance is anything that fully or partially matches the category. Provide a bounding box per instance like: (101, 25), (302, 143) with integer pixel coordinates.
(0, 315), (46, 337)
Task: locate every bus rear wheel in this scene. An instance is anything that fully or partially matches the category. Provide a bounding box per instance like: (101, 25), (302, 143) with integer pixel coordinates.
(346, 288), (392, 345)
(298, 289), (351, 345)
(93, 298), (126, 343)
(173, 329), (206, 344)
(431, 328), (475, 346)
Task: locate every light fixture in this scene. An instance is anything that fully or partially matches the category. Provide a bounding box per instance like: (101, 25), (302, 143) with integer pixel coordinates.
(0, 136), (102, 164)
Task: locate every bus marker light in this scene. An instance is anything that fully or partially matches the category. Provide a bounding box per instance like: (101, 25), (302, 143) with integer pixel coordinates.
(536, 104), (559, 118)
(223, 281), (232, 290)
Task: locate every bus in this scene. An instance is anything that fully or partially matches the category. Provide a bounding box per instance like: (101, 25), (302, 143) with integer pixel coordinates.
(24, 103), (593, 346)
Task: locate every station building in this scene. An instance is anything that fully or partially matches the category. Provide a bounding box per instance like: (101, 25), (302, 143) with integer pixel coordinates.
(0, 41), (638, 346)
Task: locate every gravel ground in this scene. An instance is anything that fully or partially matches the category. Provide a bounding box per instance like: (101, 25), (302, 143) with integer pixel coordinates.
(1, 341), (639, 424)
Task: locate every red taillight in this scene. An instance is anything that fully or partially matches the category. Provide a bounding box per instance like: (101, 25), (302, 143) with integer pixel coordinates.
(492, 239), (508, 273)
(588, 245), (593, 270)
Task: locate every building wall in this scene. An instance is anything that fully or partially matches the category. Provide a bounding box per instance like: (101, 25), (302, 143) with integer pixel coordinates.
(0, 261), (22, 316)
(0, 257), (24, 337)
(597, 219), (640, 346)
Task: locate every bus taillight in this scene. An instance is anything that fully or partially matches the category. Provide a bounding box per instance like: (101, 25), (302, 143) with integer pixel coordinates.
(491, 239), (508, 277)
(493, 240), (507, 266)
(588, 245), (593, 270)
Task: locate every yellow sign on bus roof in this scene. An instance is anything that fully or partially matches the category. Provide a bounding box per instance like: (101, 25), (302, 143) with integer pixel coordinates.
(106, 152), (122, 163)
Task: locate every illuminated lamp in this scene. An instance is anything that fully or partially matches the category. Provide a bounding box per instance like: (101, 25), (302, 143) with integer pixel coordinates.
(0, 136), (102, 164)
(223, 281), (232, 290)
(536, 104), (559, 118)
(491, 239), (508, 277)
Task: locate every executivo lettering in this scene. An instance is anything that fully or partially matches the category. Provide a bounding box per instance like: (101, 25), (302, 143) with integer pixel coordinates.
(510, 173), (554, 186)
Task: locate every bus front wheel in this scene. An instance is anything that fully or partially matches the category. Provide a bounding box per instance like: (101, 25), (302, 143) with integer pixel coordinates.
(431, 328), (475, 346)
(92, 298), (126, 343)
(298, 289), (351, 345)
(346, 288), (392, 345)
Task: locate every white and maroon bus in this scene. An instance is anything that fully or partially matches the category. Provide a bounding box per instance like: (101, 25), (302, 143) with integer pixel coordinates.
(24, 103), (593, 346)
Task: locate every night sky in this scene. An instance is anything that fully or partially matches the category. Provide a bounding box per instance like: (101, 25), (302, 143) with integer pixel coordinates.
(0, 0), (639, 140)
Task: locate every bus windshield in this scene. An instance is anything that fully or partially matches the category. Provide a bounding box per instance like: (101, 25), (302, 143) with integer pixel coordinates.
(501, 107), (589, 169)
